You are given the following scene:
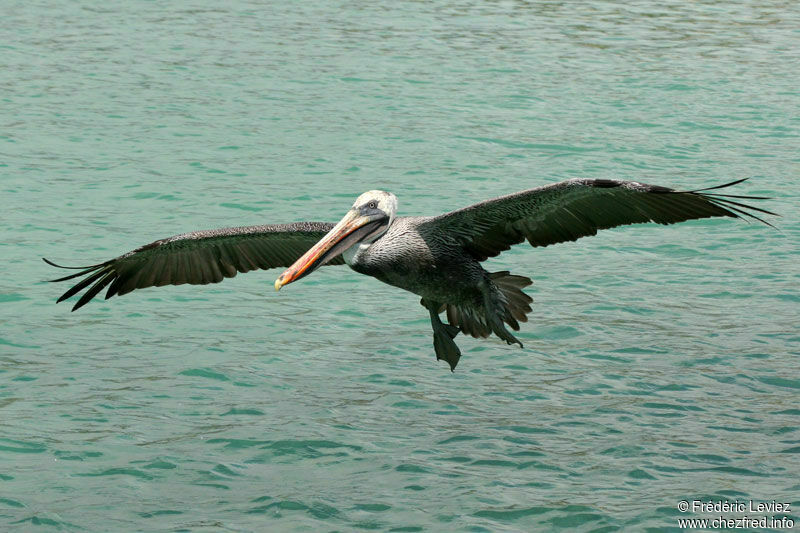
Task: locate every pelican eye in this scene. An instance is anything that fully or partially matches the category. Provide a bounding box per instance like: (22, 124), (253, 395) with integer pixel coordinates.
(368, 201), (377, 209)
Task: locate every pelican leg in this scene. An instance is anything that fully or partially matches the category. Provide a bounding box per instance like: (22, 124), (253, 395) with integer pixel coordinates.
(486, 312), (523, 348)
(422, 299), (462, 372)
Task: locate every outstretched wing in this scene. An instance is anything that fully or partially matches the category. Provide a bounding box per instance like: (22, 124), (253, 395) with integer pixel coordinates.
(423, 178), (776, 261)
(45, 222), (342, 311)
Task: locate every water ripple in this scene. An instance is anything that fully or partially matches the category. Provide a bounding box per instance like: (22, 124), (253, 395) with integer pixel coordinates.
(2, 0), (797, 531)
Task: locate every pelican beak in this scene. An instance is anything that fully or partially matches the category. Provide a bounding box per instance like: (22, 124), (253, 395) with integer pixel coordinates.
(275, 209), (372, 291)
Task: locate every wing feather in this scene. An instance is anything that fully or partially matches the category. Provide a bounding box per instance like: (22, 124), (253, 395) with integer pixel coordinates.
(424, 178), (776, 260)
(45, 221), (340, 311)
(74, 272), (116, 311)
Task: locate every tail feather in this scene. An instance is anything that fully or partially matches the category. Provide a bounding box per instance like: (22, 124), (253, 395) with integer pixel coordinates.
(447, 304), (489, 338)
(490, 270), (533, 289)
(446, 305), (490, 338)
(490, 271), (533, 330)
(445, 271), (534, 339)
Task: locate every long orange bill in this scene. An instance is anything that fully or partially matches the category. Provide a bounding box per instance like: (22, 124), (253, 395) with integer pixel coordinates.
(274, 209), (370, 291)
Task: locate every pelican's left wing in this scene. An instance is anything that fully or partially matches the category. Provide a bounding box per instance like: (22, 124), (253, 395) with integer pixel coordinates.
(45, 222), (342, 311)
(423, 178), (776, 261)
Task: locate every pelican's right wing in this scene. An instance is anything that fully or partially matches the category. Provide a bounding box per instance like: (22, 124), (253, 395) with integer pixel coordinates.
(44, 222), (342, 311)
(423, 178), (776, 261)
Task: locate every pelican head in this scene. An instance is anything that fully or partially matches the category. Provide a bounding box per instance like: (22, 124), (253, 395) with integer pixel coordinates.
(274, 190), (397, 290)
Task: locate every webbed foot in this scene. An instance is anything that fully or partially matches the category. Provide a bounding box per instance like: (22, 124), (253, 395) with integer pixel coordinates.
(433, 322), (462, 371)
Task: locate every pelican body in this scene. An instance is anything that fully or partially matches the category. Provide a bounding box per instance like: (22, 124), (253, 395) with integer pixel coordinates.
(46, 178), (775, 370)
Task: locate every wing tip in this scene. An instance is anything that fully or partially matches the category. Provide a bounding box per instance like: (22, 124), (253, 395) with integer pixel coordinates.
(43, 257), (102, 270)
(688, 177), (750, 193)
(693, 180), (780, 228)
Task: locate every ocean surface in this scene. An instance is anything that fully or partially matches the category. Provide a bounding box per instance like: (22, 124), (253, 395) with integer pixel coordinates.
(2, 1), (799, 531)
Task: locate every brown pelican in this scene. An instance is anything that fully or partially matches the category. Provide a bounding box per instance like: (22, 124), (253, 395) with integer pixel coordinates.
(45, 178), (775, 370)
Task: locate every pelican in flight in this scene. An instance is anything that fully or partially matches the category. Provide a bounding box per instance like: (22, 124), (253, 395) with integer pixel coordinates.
(45, 178), (774, 370)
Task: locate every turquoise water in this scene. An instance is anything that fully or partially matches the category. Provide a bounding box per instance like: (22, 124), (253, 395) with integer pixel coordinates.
(2, 1), (799, 531)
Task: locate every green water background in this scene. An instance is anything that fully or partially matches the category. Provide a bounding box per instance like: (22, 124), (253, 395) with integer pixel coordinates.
(2, 1), (799, 531)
